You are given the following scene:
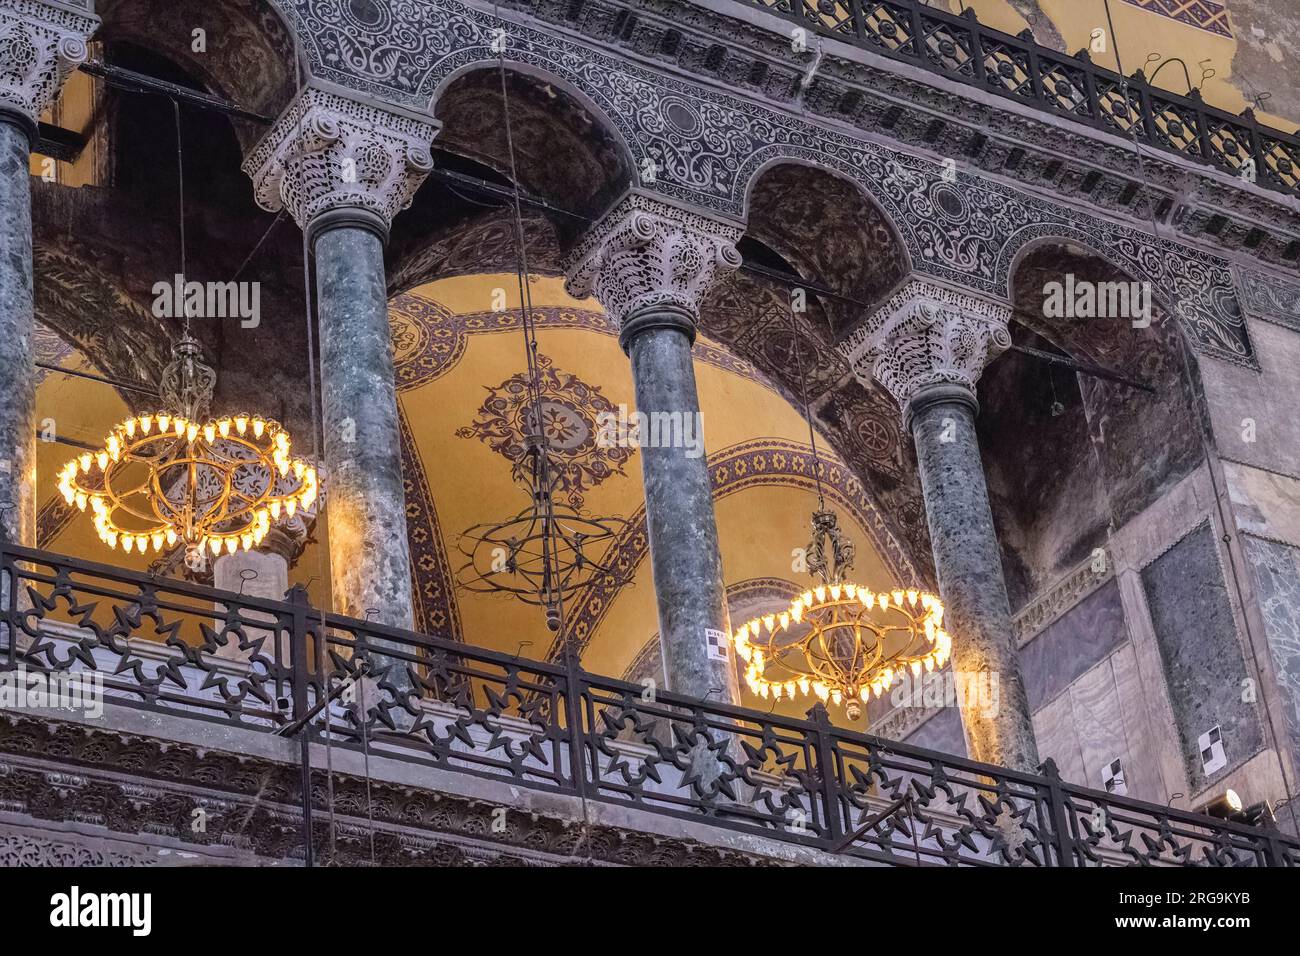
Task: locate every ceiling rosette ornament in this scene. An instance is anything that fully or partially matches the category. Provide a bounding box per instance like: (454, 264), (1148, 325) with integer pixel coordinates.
(455, 352), (633, 508)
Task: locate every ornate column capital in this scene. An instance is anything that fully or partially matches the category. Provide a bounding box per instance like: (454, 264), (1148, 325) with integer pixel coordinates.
(565, 192), (743, 339)
(0, 0), (98, 135)
(837, 278), (1012, 423)
(243, 87), (438, 242)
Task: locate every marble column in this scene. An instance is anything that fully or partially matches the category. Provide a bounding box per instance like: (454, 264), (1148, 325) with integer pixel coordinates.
(0, 2), (97, 544)
(243, 89), (435, 669)
(839, 278), (1039, 772)
(568, 193), (743, 706)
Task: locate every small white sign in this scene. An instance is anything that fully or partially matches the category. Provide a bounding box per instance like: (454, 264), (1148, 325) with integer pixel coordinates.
(704, 627), (729, 662)
(1198, 725), (1226, 776)
(1101, 757), (1127, 796)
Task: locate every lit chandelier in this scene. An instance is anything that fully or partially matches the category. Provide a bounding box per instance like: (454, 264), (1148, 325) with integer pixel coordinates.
(731, 508), (952, 722)
(56, 335), (318, 567)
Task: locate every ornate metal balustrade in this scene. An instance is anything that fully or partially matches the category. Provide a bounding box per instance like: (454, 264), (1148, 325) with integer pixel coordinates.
(735, 0), (1300, 198)
(3, 541), (1297, 866)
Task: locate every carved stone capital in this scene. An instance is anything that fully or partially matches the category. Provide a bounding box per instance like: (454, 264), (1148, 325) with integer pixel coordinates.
(565, 192), (743, 335)
(243, 87), (438, 240)
(837, 278), (1012, 420)
(0, 0), (98, 133)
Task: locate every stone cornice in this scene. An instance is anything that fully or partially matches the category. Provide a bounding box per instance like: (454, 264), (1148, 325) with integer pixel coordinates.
(494, 0), (1300, 271)
(836, 277), (1012, 416)
(0, 0), (98, 132)
(564, 190), (743, 329)
(0, 712), (783, 867)
(242, 86), (439, 238)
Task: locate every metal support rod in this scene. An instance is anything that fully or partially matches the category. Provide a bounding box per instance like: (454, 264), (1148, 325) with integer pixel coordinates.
(276, 660), (372, 739)
(35, 360), (158, 395)
(830, 793), (913, 854)
(79, 59), (273, 124)
(1008, 342), (1155, 393)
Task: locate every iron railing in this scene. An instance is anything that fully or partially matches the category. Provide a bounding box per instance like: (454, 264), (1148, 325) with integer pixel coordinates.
(2, 541), (1297, 866)
(733, 0), (1300, 198)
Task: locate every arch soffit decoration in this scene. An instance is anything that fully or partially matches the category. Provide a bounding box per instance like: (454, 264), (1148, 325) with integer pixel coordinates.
(96, 0), (303, 131)
(265, 0), (1256, 368)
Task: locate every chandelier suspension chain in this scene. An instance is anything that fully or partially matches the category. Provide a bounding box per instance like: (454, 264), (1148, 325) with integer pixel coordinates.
(173, 98), (189, 340)
(789, 291), (825, 510)
(496, 13), (572, 647)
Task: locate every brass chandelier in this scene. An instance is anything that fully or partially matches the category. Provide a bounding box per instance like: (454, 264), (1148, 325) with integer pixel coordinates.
(57, 335), (318, 567)
(732, 288), (953, 721)
(732, 508), (951, 721)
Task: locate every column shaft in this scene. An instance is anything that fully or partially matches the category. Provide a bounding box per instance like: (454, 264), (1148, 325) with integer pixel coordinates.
(0, 118), (34, 545)
(314, 222), (413, 631)
(909, 385), (1038, 772)
(624, 313), (738, 704)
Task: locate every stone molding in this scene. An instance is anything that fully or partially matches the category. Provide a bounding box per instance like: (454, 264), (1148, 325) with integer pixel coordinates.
(243, 86), (438, 236)
(565, 191), (743, 330)
(837, 278), (1012, 417)
(1013, 551), (1116, 647)
(0, 0), (98, 132)
(0, 713), (776, 867)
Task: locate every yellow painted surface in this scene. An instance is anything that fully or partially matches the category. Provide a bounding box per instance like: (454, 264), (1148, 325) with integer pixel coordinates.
(954, 0), (1298, 131)
(394, 274), (895, 703)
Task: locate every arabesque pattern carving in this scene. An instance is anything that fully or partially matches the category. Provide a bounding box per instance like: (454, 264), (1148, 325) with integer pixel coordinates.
(244, 86), (438, 232)
(839, 278), (1012, 415)
(0, 0), (97, 128)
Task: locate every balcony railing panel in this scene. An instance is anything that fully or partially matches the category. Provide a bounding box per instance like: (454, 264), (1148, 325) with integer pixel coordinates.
(2, 542), (1297, 866)
(735, 0), (1300, 199)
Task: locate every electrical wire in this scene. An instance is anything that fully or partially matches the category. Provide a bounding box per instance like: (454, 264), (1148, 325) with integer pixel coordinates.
(492, 0), (594, 864)
(788, 290), (825, 510)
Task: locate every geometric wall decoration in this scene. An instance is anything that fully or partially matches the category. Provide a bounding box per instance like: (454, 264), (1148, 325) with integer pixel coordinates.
(1122, 0), (1232, 38)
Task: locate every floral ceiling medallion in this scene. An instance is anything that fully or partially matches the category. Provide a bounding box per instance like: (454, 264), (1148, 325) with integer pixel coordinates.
(456, 353), (633, 507)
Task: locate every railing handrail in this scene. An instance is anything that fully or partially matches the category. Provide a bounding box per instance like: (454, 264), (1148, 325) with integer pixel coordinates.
(726, 0), (1299, 199)
(4, 539), (1297, 864)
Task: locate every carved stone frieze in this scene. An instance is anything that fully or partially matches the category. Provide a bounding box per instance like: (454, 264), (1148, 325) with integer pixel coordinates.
(0, 713), (779, 867)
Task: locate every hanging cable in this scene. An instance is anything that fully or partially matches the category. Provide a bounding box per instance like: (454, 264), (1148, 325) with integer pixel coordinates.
(788, 288), (825, 510)
(491, 0), (595, 863)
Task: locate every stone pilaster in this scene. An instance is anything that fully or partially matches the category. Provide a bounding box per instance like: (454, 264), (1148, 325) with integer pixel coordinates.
(567, 192), (743, 706)
(213, 520), (312, 664)
(243, 89), (436, 656)
(839, 277), (1039, 772)
(0, 1), (97, 545)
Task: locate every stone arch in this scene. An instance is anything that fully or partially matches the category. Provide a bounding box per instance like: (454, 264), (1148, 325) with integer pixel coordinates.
(998, 222), (1251, 365)
(430, 58), (638, 216)
(96, 0), (302, 150)
(385, 59), (638, 283)
(979, 235), (1208, 607)
(738, 158), (913, 340)
(737, 148), (921, 286)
